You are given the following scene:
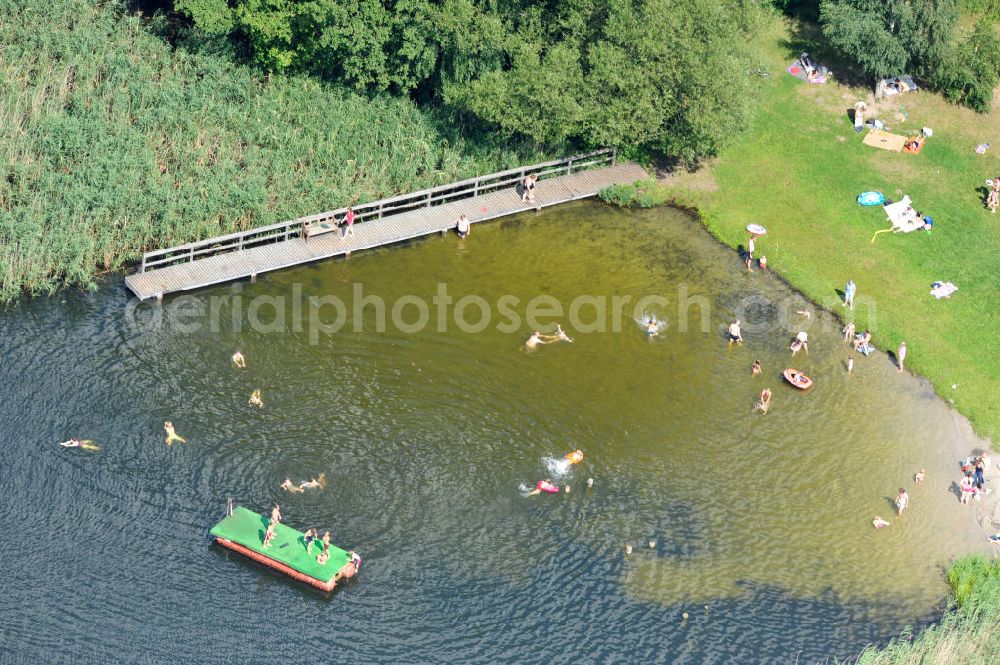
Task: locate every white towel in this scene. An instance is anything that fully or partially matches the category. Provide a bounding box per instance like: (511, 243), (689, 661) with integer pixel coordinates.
(930, 282), (957, 299)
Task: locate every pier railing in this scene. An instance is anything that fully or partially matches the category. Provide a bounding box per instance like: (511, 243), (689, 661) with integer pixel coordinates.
(138, 148), (617, 273)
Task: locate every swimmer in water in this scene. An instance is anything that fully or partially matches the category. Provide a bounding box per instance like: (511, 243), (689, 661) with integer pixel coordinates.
(349, 550), (362, 570)
(279, 478), (305, 494)
(646, 318), (660, 338)
(299, 473), (327, 491)
(790, 331), (808, 356)
(751, 360), (762, 376)
(728, 320), (743, 344)
(796, 310), (812, 320)
(565, 450), (584, 465)
(553, 324), (573, 343)
(232, 351), (246, 368)
(754, 388), (772, 414)
(525, 327), (571, 350)
(59, 438), (100, 451)
(872, 515), (889, 529)
(524, 331), (547, 350)
(525, 479), (559, 496)
(164, 421), (186, 445)
(249, 389), (263, 408)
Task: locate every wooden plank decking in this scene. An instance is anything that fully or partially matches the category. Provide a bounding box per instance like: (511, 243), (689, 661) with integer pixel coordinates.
(125, 154), (647, 300)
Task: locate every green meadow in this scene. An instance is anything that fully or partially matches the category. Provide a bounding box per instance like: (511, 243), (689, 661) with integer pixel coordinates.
(606, 20), (1000, 443)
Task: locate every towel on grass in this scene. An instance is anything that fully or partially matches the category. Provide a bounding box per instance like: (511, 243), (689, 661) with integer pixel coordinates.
(930, 282), (958, 299)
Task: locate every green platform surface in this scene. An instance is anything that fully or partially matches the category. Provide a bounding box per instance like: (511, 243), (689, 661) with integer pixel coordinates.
(210, 506), (349, 582)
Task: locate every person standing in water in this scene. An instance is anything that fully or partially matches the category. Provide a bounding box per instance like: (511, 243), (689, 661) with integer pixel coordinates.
(455, 215), (471, 239)
(844, 279), (857, 310)
(745, 235), (755, 272)
(897, 341), (907, 372)
(728, 320), (743, 344)
(895, 488), (909, 515)
(960, 474), (975, 505)
(751, 360), (762, 375)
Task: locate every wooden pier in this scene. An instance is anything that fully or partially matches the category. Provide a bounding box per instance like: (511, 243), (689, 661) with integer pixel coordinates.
(124, 149), (647, 300)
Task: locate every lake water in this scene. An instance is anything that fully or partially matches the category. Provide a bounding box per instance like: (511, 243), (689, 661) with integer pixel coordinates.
(0, 202), (989, 663)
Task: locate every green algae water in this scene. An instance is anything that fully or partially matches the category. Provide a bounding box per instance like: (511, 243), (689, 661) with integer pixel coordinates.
(1, 202), (991, 663)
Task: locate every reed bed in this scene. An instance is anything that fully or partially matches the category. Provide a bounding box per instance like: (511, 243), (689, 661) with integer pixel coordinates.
(853, 555), (1000, 665)
(0, 0), (545, 301)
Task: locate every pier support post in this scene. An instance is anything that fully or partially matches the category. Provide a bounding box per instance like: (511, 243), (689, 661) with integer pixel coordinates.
(156, 292), (163, 304)
(251, 273), (257, 283)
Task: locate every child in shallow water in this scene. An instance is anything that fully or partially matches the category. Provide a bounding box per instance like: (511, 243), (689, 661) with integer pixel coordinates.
(872, 515), (889, 529)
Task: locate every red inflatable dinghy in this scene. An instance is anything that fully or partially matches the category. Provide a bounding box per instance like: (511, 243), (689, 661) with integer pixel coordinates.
(783, 368), (813, 390)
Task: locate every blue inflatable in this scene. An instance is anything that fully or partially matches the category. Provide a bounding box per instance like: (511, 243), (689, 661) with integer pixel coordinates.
(857, 191), (885, 206)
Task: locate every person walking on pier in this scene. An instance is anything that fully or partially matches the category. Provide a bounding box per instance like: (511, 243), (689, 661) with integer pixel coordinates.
(342, 207), (356, 238)
(521, 174), (537, 203)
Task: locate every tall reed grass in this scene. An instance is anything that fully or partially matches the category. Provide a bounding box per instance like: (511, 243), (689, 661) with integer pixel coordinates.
(0, 0), (546, 301)
(853, 555), (1000, 664)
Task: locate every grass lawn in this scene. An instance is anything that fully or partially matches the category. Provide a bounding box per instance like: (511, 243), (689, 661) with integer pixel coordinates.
(645, 20), (1000, 443)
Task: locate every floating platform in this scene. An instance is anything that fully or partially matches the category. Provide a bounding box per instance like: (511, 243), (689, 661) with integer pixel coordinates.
(210, 506), (357, 592)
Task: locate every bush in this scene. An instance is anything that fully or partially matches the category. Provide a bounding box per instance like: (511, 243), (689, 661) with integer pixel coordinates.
(931, 22), (1000, 112)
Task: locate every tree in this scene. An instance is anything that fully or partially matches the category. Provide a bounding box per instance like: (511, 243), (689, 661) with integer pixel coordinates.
(819, 0), (958, 80)
(932, 22), (1000, 112)
(176, 0), (768, 161)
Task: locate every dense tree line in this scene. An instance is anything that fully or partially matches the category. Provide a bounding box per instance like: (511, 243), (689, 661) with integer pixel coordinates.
(818, 0), (1000, 111)
(174, 0), (769, 161)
